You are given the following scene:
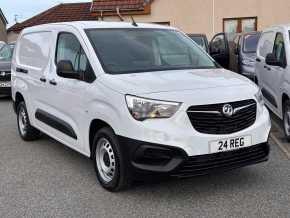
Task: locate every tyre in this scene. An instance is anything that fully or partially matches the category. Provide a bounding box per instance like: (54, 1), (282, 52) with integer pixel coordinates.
(283, 100), (290, 142)
(17, 102), (40, 141)
(92, 127), (131, 191)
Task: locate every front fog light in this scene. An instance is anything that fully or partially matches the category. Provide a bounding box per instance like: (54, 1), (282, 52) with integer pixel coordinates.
(125, 95), (181, 121)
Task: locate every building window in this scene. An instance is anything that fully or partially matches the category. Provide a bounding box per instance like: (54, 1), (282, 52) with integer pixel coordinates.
(223, 17), (257, 33)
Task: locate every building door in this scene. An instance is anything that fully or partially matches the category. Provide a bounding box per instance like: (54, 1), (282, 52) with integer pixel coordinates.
(223, 17), (257, 33)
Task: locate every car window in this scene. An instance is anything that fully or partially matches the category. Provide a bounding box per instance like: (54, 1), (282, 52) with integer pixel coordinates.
(272, 32), (286, 66)
(258, 31), (275, 58)
(56, 32), (95, 81)
(86, 29), (217, 74)
(189, 36), (206, 50)
(210, 34), (226, 53)
(243, 33), (260, 53)
(18, 32), (52, 69)
(0, 44), (14, 61)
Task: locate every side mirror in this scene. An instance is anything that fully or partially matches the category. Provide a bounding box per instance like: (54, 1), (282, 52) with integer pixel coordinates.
(56, 60), (80, 79)
(265, 53), (284, 67)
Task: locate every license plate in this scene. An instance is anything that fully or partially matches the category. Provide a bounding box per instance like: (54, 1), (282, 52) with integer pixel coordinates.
(0, 82), (11, 87)
(210, 136), (252, 153)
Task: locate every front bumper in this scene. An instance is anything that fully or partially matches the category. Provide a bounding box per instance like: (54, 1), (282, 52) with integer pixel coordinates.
(118, 135), (270, 179)
(240, 65), (256, 80)
(120, 103), (271, 158)
(172, 142), (269, 178)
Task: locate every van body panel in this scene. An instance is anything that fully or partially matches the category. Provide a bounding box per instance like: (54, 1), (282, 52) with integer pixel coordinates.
(11, 22), (271, 187)
(256, 25), (290, 119)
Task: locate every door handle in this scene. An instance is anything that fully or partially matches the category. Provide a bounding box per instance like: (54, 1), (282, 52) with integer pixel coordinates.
(256, 58), (261, 62)
(40, 77), (46, 83)
(264, 65), (271, 71)
(49, 79), (57, 86)
(16, 67), (28, 74)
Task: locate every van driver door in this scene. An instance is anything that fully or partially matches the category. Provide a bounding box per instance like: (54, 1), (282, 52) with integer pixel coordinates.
(37, 30), (95, 154)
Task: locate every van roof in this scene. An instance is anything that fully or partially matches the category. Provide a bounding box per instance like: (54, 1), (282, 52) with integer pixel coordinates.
(21, 21), (176, 33)
(263, 23), (290, 32)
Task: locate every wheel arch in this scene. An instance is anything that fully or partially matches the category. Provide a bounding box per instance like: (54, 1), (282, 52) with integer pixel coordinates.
(282, 93), (290, 113)
(89, 119), (113, 158)
(13, 92), (25, 113)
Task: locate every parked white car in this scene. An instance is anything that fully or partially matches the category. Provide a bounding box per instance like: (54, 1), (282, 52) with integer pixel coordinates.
(256, 24), (290, 140)
(12, 21), (271, 191)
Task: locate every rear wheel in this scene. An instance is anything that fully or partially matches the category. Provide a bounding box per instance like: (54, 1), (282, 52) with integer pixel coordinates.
(283, 100), (290, 142)
(17, 102), (40, 141)
(92, 127), (131, 191)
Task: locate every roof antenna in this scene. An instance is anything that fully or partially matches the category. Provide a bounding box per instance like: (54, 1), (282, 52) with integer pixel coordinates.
(116, 7), (124, 21)
(131, 16), (138, 27)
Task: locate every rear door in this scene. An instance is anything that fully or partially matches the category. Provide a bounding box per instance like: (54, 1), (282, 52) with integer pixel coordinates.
(209, 33), (229, 68)
(256, 30), (277, 109)
(15, 31), (53, 124)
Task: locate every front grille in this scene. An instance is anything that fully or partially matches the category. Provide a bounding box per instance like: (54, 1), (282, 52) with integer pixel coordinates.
(172, 143), (269, 178)
(0, 71), (11, 81)
(187, 99), (257, 134)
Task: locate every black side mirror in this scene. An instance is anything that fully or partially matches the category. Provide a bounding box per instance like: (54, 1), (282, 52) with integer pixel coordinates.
(265, 53), (284, 67)
(57, 60), (80, 79)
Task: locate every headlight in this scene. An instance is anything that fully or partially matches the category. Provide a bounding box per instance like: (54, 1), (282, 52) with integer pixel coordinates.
(125, 95), (182, 121)
(255, 89), (264, 106)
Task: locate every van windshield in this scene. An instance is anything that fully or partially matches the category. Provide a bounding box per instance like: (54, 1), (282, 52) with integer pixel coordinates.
(86, 28), (218, 74)
(0, 44), (14, 61)
(243, 33), (260, 53)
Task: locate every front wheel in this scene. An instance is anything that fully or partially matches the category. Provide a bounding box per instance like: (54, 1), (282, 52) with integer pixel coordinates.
(92, 127), (131, 191)
(283, 100), (290, 142)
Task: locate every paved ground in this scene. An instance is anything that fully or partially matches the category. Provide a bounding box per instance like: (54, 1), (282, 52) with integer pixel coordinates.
(0, 97), (290, 218)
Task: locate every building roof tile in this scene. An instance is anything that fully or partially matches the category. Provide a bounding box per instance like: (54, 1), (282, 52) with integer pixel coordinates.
(7, 2), (95, 33)
(91, 0), (145, 12)
(7, 1), (153, 33)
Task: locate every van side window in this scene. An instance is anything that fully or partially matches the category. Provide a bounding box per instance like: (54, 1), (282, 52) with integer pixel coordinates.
(258, 32), (275, 58)
(56, 32), (95, 82)
(18, 32), (52, 69)
(272, 33), (287, 67)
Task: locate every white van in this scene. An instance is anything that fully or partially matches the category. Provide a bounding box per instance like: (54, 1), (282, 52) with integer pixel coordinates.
(256, 24), (290, 140)
(12, 22), (271, 191)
